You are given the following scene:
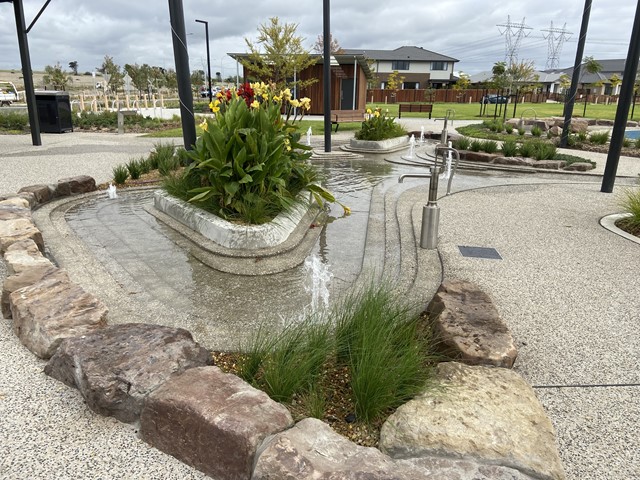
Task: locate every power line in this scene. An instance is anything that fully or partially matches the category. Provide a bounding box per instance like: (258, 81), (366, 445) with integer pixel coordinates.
(542, 21), (572, 69)
(497, 15), (533, 66)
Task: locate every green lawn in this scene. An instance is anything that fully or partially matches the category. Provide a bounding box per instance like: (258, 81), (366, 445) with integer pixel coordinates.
(367, 101), (635, 122)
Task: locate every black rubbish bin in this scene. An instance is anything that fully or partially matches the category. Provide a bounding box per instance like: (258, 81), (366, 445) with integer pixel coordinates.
(35, 91), (73, 133)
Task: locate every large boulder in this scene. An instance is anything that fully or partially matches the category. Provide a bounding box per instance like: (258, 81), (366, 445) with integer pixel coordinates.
(0, 217), (44, 254)
(140, 366), (293, 480)
(253, 417), (535, 480)
(0, 197), (31, 209)
(10, 272), (108, 358)
(426, 279), (517, 368)
(3, 239), (53, 275)
(491, 156), (535, 167)
(461, 151), (499, 163)
(563, 162), (594, 171)
(45, 323), (212, 423)
(569, 118), (588, 133)
(379, 362), (565, 480)
(17, 184), (54, 205)
(534, 160), (567, 170)
(0, 203), (32, 221)
(55, 175), (97, 197)
(2, 265), (62, 319)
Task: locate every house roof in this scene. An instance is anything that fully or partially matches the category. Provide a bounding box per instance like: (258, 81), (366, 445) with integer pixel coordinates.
(545, 58), (627, 84)
(341, 46), (458, 63)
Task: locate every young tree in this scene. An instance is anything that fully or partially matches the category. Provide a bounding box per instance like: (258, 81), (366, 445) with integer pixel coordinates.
(609, 73), (622, 95)
(453, 72), (471, 90)
(191, 69), (206, 94)
(385, 70), (404, 102)
(242, 17), (318, 91)
(124, 63), (153, 96)
(68, 61), (79, 76)
(313, 33), (343, 54)
(490, 61), (508, 90)
(100, 55), (123, 93)
(43, 63), (72, 90)
(581, 56), (602, 116)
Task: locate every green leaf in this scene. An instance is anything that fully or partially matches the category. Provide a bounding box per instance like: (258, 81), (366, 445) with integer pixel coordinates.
(239, 173), (253, 184)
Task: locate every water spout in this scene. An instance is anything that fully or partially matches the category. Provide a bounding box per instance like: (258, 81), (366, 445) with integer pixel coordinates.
(303, 254), (333, 316)
(107, 183), (118, 199)
(406, 134), (416, 159)
(306, 127), (312, 147)
(420, 126), (425, 143)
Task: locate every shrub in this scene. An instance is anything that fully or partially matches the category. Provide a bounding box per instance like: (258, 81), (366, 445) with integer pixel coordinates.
(469, 140), (483, 152)
(623, 137), (632, 148)
(148, 143), (175, 170)
(486, 119), (504, 133)
(524, 139), (557, 160)
(505, 124), (514, 134)
(126, 159), (142, 180)
(137, 156), (152, 174)
(636, 137), (640, 149)
(0, 111), (29, 131)
(112, 164), (129, 185)
(157, 152), (181, 177)
(577, 131), (588, 142)
(481, 140), (498, 154)
(518, 140), (535, 158)
(589, 131), (610, 145)
(518, 127), (526, 136)
(618, 186), (640, 234)
(531, 125), (542, 137)
(501, 138), (519, 157)
(355, 109), (407, 141)
(452, 137), (470, 150)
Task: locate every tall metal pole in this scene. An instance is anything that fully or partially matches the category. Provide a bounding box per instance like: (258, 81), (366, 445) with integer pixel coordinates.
(323, 0), (332, 152)
(168, 0), (196, 150)
(560, 0), (591, 148)
(12, 0), (41, 146)
(601, 0), (640, 193)
(195, 19), (212, 105)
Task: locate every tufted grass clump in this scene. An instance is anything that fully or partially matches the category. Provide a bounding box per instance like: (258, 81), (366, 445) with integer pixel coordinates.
(501, 138), (519, 157)
(481, 139), (498, 154)
(126, 159), (142, 180)
(589, 131), (610, 145)
(618, 185), (640, 235)
(112, 164), (129, 185)
(452, 137), (470, 151)
(469, 139), (483, 152)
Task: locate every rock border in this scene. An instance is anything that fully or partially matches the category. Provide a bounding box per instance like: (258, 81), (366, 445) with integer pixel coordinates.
(1, 175), (565, 479)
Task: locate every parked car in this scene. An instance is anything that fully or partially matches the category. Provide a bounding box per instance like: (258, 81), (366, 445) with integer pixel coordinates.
(0, 81), (19, 106)
(480, 94), (508, 104)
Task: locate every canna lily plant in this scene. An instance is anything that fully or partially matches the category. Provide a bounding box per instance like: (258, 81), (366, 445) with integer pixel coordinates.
(166, 82), (348, 225)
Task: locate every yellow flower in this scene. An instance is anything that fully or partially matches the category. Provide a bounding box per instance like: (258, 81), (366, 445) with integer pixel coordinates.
(342, 204), (351, 216)
(284, 138), (291, 151)
(216, 91), (223, 99)
(211, 105), (220, 113)
(366, 108), (372, 114)
(261, 93), (269, 100)
(250, 100), (260, 109)
(299, 97), (311, 110)
(273, 95), (281, 102)
(289, 99), (300, 108)
(374, 110), (380, 117)
(199, 119), (208, 132)
(282, 88), (292, 100)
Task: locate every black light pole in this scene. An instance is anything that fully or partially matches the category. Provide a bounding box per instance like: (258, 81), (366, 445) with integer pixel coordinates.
(195, 19), (212, 105)
(323, 0), (331, 152)
(560, 0), (592, 148)
(2, 0), (42, 145)
(601, 0), (640, 193)
(168, 0), (196, 150)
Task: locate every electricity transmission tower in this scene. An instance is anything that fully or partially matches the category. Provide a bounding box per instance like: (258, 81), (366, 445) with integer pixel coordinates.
(542, 22), (572, 69)
(497, 16), (533, 67)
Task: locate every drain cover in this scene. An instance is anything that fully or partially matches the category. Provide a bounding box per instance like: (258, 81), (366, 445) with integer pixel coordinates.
(458, 246), (502, 260)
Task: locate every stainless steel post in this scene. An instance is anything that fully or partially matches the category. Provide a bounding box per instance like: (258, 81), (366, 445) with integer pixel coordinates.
(420, 163), (440, 249)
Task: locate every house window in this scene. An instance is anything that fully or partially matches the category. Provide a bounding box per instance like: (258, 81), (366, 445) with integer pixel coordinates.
(392, 60), (410, 70)
(402, 82), (419, 89)
(431, 61), (448, 71)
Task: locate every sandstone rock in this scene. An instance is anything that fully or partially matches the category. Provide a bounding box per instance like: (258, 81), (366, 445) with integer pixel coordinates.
(140, 366), (293, 480)
(532, 120), (549, 131)
(491, 156), (535, 167)
(0, 217), (44, 254)
(2, 266), (63, 319)
(627, 120), (638, 127)
(0, 204), (32, 221)
(379, 362), (566, 480)
(55, 175), (97, 197)
(563, 162), (594, 171)
(461, 151), (499, 163)
(505, 118), (520, 127)
(426, 279), (517, 368)
(10, 272), (108, 359)
(0, 197), (30, 209)
(534, 160), (567, 170)
(548, 125), (562, 136)
(253, 417), (535, 480)
(596, 119), (615, 126)
(45, 323), (212, 423)
(18, 184), (54, 204)
(569, 119), (588, 133)
(3, 239), (53, 275)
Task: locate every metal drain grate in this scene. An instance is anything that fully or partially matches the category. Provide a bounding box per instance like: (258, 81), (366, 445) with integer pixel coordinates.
(458, 246), (502, 260)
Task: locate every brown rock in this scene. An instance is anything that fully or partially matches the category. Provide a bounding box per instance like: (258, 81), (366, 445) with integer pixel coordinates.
(427, 279), (517, 368)
(253, 417), (535, 480)
(18, 184), (54, 204)
(534, 160), (567, 170)
(533, 120), (549, 131)
(55, 175), (97, 197)
(569, 119), (588, 133)
(491, 156), (535, 167)
(2, 266), (63, 319)
(596, 119), (615, 126)
(10, 272), (108, 359)
(380, 362), (566, 480)
(461, 151), (499, 163)
(140, 366), (293, 480)
(45, 323), (212, 423)
(549, 125), (562, 136)
(0, 197), (30, 209)
(0, 217), (44, 254)
(3, 239), (53, 275)
(0, 204), (32, 221)
(627, 120), (638, 127)
(563, 162), (594, 171)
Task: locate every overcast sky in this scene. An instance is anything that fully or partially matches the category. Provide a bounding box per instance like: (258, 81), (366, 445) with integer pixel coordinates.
(0, 0), (637, 78)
